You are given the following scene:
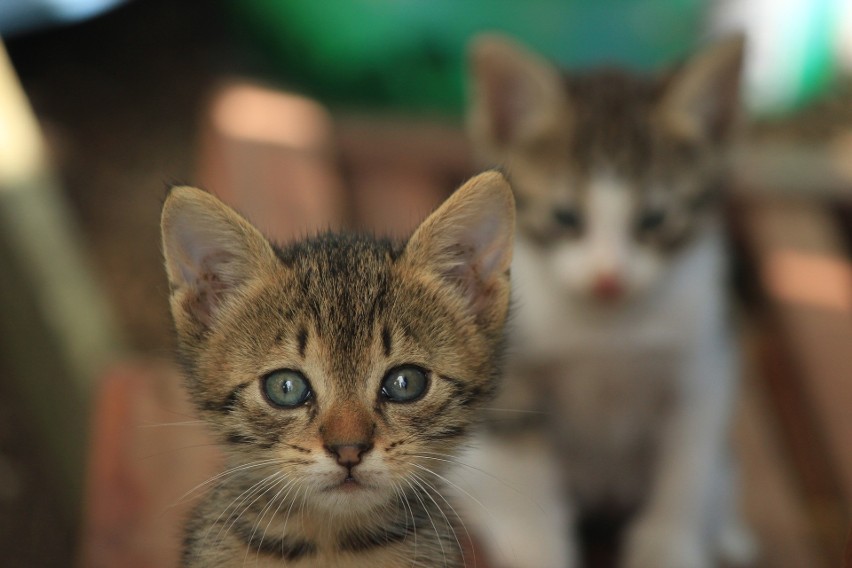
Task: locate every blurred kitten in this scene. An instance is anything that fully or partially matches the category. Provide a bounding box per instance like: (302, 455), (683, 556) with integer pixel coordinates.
(455, 34), (756, 568)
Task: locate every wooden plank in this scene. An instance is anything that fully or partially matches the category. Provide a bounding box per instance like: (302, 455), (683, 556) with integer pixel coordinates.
(337, 117), (471, 236)
(196, 81), (346, 241)
(738, 197), (852, 562)
(79, 362), (221, 567)
(732, 141), (852, 201)
(738, 325), (826, 568)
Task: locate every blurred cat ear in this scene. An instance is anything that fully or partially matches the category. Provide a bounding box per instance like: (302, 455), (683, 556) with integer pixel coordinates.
(658, 34), (745, 143)
(404, 171), (515, 326)
(161, 186), (277, 328)
(468, 34), (569, 162)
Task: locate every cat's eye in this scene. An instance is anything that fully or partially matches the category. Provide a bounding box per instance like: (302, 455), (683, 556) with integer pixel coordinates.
(637, 208), (667, 233)
(381, 366), (428, 403)
(262, 370), (312, 408)
(552, 208), (582, 232)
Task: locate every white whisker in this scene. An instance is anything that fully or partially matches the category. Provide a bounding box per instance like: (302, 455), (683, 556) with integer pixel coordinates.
(410, 470), (472, 567)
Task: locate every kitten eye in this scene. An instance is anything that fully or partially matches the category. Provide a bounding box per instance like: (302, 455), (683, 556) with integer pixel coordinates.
(262, 370), (312, 408)
(552, 208), (582, 232)
(637, 208), (667, 233)
(380, 366), (428, 403)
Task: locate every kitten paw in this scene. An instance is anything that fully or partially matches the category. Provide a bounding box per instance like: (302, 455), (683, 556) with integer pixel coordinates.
(622, 519), (709, 568)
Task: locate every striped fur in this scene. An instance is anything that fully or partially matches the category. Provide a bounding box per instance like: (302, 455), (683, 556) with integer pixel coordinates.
(161, 171), (515, 567)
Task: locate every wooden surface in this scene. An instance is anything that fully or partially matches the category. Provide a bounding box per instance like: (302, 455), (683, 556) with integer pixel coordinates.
(79, 362), (220, 568)
(738, 325), (825, 568)
(737, 197), (852, 562)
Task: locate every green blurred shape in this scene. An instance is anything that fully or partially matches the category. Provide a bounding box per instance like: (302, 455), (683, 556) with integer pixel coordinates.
(223, 0), (704, 114)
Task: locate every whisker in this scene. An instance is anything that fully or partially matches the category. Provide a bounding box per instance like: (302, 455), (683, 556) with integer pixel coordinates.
(407, 461), (500, 531)
(169, 458), (288, 509)
(257, 478), (300, 564)
(394, 479), (419, 556)
(138, 442), (223, 461)
(410, 471), (470, 567)
(204, 473), (276, 556)
(408, 458), (520, 565)
(209, 469), (290, 549)
(405, 478), (448, 567)
(243, 475), (294, 566)
(408, 451), (543, 512)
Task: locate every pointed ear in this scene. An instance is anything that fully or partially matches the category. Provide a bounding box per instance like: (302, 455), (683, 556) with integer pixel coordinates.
(467, 34), (569, 162)
(404, 171), (515, 327)
(161, 186), (278, 330)
(658, 34), (745, 143)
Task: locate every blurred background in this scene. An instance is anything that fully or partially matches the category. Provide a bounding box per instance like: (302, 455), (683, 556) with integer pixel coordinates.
(0, 0), (850, 566)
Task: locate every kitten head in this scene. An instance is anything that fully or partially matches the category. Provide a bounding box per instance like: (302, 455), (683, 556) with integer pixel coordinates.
(468, 34), (743, 304)
(161, 172), (514, 513)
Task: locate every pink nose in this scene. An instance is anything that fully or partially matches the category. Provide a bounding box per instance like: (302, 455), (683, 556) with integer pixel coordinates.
(592, 272), (624, 301)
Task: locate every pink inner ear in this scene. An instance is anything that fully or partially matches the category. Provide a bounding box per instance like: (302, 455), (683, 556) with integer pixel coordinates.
(442, 215), (510, 320)
(184, 270), (224, 328)
(476, 216), (511, 276)
(445, 248), (502, 324)
(178, 252), (233, 327)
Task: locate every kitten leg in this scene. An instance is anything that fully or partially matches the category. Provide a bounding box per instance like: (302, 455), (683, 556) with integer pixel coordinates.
(623, 331), (740, 568)
(715, 450), (758, 567)
(451, 430), (578, 568)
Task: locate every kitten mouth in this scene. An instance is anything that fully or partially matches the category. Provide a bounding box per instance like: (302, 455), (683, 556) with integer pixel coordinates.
(326, 475), (369, 493)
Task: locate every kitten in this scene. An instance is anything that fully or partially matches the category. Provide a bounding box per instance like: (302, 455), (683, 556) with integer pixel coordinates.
(455, 35), (757, 568)
(160, 171), (515, 567)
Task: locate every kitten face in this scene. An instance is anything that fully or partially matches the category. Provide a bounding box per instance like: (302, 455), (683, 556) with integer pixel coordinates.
(469, 35), (743, 304)
(161, 172), (514, 515)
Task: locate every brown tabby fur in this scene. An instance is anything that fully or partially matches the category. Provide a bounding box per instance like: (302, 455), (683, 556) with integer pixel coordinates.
(161, 171), (514, 567)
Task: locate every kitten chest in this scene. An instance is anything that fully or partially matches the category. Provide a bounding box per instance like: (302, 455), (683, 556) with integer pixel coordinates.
(546, 349), (680, 508)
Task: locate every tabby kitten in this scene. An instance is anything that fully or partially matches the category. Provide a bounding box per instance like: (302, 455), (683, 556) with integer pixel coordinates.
(160, 171), (514, 567)
(455, 35), (756, 568)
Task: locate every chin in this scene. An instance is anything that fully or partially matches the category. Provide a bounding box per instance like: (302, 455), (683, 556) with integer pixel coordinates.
(315, 478), (387, 509)
(313, 478), (389, 510)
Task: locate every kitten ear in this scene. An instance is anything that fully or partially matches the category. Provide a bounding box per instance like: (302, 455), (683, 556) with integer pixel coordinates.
(161, 186), (278, 329)
(658, 34), (745, 143)
(468, 34), (569, 161)
(404, 171), (515, 327)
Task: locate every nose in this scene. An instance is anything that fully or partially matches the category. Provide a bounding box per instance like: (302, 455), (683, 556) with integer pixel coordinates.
(592, 271), (624, 301)
(325, 442), (373, 468)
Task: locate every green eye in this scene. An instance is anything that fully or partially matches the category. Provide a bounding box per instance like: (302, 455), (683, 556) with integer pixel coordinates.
(262, 370), (312, 408)
(381, 366), (429, 403)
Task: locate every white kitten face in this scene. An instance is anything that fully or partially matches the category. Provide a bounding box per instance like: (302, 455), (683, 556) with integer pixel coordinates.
(511, 166), (674, 305)
(545, 172), (666, 303)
